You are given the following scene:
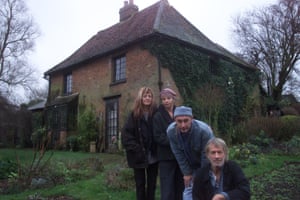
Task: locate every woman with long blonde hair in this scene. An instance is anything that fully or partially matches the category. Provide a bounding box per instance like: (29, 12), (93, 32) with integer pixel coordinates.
(122, 87), (158, 200)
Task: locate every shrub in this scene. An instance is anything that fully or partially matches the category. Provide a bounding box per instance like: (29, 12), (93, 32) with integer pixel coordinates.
(249, 131), (274, 152)
(237, 116), (300, 142)
(66, 135), (79, 152)
(229, 143), (260, 167)
(0, 159), (18, 180)
(284, 136), (300, 155)
(77, 105), (98, 151)
(230, 123), (250, 144)
(230, 117), (280, 144)
(0, 153), (104, 195)
(278, 115), (300, 141)
(105, 165), (135, 190)
(31, 127), (48, 149)
(281, 106), (299, 115)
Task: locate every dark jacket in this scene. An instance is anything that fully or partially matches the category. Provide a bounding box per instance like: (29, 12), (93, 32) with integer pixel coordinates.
(192, 160), (250, 200)
(153, 104), (176, 161)
(121, 112), (157, 168)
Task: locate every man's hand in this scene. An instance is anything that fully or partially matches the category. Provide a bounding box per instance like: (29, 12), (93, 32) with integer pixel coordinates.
(212, 194), (226, 200)
(183, 175), (193, 187)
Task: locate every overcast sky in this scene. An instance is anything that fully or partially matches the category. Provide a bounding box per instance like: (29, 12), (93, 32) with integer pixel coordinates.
(26, 0), (278, 85)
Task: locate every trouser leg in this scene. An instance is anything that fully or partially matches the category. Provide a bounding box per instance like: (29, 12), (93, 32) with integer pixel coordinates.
(146, 162), (158, 200)
(134, 168), (146, 200)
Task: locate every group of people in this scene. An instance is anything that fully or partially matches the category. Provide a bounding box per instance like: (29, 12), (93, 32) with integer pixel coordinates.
(121, 87), (250, 200)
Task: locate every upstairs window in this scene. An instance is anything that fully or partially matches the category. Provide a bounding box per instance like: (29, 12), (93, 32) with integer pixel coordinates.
(113, 55), (126, 82)
(209, 56), (220, 76)
(64, 73), (72, 95)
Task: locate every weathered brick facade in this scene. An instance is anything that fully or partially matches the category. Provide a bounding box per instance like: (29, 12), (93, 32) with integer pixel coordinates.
(47, 43), (180, 150)
(44, 0), (252, 151)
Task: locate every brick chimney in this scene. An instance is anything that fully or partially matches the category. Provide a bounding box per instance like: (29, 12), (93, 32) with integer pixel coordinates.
(119, 0), (139, 22)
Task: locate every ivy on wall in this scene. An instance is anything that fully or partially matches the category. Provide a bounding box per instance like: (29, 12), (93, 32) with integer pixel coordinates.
(143, 39), (260, 135)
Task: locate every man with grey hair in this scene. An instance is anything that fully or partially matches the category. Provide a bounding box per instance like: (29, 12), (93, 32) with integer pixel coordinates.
(192, 138), (250, 200)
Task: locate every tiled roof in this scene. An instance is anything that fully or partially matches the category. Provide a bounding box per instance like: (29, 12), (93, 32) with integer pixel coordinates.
(45, 0), (255, 75)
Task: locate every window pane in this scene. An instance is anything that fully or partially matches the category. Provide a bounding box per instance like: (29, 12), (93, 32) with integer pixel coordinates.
(114, 56), (126, 81)
(64, 73), (72, 94)
(107, 102), (118, 144)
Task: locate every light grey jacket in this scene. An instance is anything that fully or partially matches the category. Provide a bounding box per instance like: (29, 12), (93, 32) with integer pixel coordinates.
(167, 119), (214, 176)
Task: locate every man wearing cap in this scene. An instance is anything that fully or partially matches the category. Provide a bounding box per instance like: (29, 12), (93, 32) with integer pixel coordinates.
(167, 106), (214, 200)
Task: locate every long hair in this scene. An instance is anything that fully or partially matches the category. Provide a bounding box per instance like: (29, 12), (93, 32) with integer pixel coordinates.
(132, 87), (157, 119)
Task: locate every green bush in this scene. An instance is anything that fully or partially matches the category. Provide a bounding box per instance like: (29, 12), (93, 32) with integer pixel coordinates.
(234, 116), (300, 143)
(31, 127), (47, 149)
(229, 143), (260, 167)
(284, 136), (300, 155)
(230, 123), (250, 144)
(0, 159), (18, 180)
(278, 115), (300, 141)
(66, 135), (79, 152)
(249, 131), (274, 152)
(77, 105), (98, 151)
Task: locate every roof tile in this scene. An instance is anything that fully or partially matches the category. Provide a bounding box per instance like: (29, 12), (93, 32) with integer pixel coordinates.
(45, 0), (254, 75)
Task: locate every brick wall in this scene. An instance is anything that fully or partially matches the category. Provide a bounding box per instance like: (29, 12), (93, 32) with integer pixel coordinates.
(48, 43), (182, 150)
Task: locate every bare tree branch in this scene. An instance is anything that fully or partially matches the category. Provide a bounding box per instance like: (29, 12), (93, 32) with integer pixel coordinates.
(0, 0), (40, 104)
(232, 0), (300, 101)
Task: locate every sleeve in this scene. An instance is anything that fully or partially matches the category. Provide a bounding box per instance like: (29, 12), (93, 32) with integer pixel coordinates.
(153, 113), (170, 146)
(167, 123), (193, 176)
(200, 124), (214, 168)
(220, 192), (230, 200)
(226, 161), (251, 200)
(192, 166), (208, 200)
(121, 113), (140, 152)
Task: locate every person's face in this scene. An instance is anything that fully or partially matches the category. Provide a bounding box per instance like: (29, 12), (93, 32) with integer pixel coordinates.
(142, 92), (153, 106)
(207, 144), (226, 169)
(175, 116), (192, 133)
(161, 95), (174, 109)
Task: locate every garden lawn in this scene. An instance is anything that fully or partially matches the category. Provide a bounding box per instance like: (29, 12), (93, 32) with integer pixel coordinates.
(0, 148), (299, 200)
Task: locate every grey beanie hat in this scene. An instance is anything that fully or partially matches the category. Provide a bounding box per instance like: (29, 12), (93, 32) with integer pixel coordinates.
(174, 106), (193, 118)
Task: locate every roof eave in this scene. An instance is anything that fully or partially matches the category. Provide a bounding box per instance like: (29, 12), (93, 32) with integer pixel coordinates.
(45, 32), (256, 76)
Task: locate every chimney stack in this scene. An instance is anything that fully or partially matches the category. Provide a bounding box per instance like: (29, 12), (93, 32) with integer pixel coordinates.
(119, 0), (139, 22)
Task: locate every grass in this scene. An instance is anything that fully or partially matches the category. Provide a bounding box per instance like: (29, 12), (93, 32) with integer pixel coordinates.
(0, 148), (132, 200)
(0, 148), (299, 200)
(250, 161), (300, 200)
(243, 154), (300, 177)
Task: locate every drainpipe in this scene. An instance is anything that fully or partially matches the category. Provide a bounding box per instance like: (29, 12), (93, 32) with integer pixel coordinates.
(158, 58), (163, 91)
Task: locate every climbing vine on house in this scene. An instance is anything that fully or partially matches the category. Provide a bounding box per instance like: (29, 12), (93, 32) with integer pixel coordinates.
(143, 39), (260, 136)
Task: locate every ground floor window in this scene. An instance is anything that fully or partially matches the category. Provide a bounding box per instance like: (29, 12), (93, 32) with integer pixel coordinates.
(105, 97), (119, 149)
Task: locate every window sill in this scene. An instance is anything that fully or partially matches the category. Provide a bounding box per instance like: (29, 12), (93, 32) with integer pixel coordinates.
(110, 79), (126, 86)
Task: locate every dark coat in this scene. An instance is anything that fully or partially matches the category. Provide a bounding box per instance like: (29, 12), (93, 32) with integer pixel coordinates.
(192, 160), (250, 200)
(153, 104), (176, 161)
(121, 112), (157, 168)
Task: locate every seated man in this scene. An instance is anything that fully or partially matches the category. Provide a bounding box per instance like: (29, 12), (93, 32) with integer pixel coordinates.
(192, 138), (250, 200)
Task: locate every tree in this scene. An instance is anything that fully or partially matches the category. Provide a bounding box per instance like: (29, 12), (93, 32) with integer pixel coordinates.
(0, 0), (39, 104)
(232, 0), (300, 102)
